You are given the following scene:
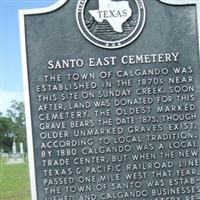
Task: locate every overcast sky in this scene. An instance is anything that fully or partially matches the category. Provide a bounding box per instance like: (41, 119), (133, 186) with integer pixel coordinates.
(0, 0), (58, 114)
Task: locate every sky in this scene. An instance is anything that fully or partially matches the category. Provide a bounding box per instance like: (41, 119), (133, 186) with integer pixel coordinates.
(0, 0), (58, 115)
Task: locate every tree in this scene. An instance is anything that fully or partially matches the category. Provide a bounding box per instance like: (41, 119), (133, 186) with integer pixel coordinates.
(7, 100), (25, 126)
(0, 100), (27, 153)
(0, 116), (15, 152)
(7, 100), (27, 152)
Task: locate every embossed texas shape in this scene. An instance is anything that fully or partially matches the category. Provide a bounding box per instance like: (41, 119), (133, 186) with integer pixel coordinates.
(158, 0), (200, 56)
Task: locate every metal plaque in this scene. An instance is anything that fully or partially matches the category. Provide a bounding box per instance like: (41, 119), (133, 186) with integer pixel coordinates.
(19, 0), (200, 200)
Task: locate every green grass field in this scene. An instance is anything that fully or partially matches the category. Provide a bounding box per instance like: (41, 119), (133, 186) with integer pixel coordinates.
(0, 157), (31, 200)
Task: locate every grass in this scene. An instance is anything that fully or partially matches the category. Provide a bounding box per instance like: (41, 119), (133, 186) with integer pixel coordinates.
(0, 157), (31, 200)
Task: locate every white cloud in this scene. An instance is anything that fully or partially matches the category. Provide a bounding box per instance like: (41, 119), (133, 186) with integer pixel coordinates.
(0, 90), (24, 115)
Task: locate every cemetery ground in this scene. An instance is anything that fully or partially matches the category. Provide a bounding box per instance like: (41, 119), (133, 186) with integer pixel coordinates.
(0, 157), (31, 200)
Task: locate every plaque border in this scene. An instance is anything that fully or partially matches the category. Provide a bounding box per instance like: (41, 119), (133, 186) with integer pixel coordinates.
(18, 0), (200, 199)
(19, 1), (68, 199)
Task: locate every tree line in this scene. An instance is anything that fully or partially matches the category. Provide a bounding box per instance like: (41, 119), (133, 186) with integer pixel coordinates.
(0, 100), (27, 153)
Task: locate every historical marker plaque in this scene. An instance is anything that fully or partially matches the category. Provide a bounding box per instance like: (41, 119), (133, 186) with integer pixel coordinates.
(19, 0), (200, 200)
